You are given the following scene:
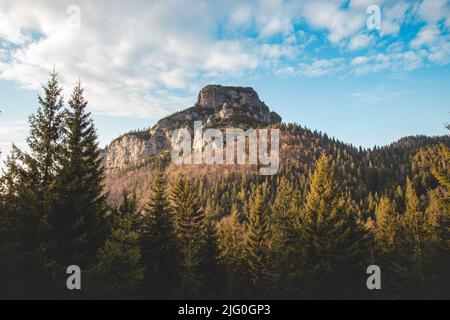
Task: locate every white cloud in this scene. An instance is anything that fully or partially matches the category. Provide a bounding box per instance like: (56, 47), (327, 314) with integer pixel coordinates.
(0, 0), (449, 122)
(418, 0), (450, 24)
(230, 5), (253, 26)
(350, 85), (411, 104)
(0, 121), (27, 139)
(351, 56), (370, 65)
(428, 42), (450, 65)
(380, 2), (411, 36)
(387, 42), (405, 53)
(298, 58), (345, 77)
(349, 50), (425, 76)
(349, 34), (372, 51)
(275, 66), (295, 76)
(0, 0), (276, 118)
(302, 1), (366, 43)
(411, 24), (440, 48)
(255, 0), (298, 38)
(203, 41), (259, 74)
(0, 119), (28, 165)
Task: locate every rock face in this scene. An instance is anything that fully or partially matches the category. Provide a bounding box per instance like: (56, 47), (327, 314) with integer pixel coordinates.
(103, 85), (282, 169)
(197, 85), (265, 109)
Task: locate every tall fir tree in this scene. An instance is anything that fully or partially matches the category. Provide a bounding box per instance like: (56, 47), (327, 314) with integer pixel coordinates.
(423, 130), (450, 298)
(217, 203), (245, 298)
(425, 189), (450, 298)
(200, 207), (223, 298)
(27, 69), (64, 189)
(170, 175), (206, 298)
(374, 196), (397, 255)
(0, 153), (27, 298)
(373, 196), (398, 298)
(432, 123), (450, 192)
(49, 81), (107, 270)
(244, 185), (272, 296)
(20, 70), (65, 252)
(0, 71), (66, 298)
(297, 154), (369, 299)
(270, 176), (300, 296)
(392, 178), (429, 299)
(140, 170), (178, 299)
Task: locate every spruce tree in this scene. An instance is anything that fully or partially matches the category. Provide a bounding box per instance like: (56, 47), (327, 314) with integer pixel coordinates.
(244, 185), (272, 295)
(88, 193), (143, 299)
(217, 203), (245, 297)
(17, 71), (65, 251)
(0, 71), (65, 298)
(432, 123), (450, 192)
(297, 154), (369, 299)
(49, 81), (107, 269)
(425, 189), (450, 298)
(374, 196), (397, 255)
(0, 154), (24, 298)
(170, 175), (206, 298)
(25, 70), (64, 247)
(392, 178), (429, 299)
(27, 69), (64, 189)
(200, 207), (223, 298)
(430, 131), (450, 294)
(140, 170), (178, 299)
(270, 176), (299, 296)
(373, 196), (398, 298)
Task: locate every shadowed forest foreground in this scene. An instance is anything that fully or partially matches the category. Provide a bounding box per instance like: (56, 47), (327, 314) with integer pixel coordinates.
(0, 72), (449, 300)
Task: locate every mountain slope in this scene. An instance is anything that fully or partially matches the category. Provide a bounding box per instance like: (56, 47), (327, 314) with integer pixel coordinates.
(103, 85), (449, 209)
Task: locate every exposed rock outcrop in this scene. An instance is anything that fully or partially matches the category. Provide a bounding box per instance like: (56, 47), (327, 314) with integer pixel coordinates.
(103, 85), (282, 169)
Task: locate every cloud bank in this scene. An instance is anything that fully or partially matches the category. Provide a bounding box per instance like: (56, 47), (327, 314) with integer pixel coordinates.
(0, 0), (449, 117)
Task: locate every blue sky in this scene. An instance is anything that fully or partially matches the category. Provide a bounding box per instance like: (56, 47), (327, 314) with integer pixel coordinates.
(0, 0), (449, 163)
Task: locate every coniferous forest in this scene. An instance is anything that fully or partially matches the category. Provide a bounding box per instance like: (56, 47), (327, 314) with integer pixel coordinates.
(0, 72), (449, 300)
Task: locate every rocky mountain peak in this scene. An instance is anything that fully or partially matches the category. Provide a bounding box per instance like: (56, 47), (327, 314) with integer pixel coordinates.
(103, 85), (282, 169)
(196, 85), (264, 109)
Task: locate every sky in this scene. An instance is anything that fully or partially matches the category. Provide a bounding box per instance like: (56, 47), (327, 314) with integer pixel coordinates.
(0, 0), (449, 164)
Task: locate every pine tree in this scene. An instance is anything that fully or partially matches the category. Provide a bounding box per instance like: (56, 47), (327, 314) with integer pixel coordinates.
(297, 154), (369, 299)
(87, 193), (143, 299)
(140, 170), (178, 299)
(244, 185), (272, 295)
(49, 81), (107, 269)
(170, 175), (206, 298)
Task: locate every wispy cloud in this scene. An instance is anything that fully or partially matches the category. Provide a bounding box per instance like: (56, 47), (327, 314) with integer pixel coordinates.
(350, 86), (412, 104)
(298, 58), (346, 77)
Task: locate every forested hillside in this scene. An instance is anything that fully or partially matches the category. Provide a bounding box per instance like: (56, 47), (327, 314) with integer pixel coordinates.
(0, 73), (449, 299)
